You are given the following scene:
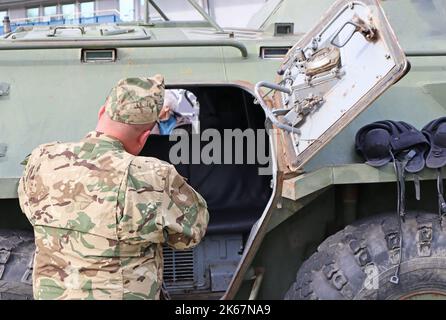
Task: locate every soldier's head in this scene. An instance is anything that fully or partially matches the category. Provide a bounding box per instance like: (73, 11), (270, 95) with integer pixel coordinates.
(96, 75), (165, 155)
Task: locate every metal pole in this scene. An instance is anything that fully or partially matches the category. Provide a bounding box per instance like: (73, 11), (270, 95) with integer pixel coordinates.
(143, 0), (150, 24)
(187, 0), (224, 33)
(149, 0), (169, 21)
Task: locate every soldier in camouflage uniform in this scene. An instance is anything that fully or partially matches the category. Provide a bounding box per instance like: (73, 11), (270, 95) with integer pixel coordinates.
(17, 75), (209, 300)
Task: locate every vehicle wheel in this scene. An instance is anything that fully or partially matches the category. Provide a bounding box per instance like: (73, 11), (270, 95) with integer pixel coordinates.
(285, 212), (446, 300)
(0, 229), (34, 300)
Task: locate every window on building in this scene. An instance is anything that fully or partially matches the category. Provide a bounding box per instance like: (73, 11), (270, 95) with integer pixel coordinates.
(44, 5), (58, 22)
(140, 0), (144, 18)
(80, 1), (95, 18)
(62, 3), (76, 20)
(0, 11), (7, 21)
(138, 0), (166, 21)
(26, 7), (40, 23)
(119, 0), (135, 22)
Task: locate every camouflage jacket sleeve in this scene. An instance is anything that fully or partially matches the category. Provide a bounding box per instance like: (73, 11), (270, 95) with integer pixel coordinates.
(17, 142), (60, 224)
(17, 164), (28, 219)
(17, 150), (37, 222)
(119, 157), (209, 250)
(161, 163), (209, 250)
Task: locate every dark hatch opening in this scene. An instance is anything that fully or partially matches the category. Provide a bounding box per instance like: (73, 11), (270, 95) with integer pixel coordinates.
(140, 85), (272, 235)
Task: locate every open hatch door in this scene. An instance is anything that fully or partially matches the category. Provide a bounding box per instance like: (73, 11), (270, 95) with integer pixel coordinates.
(226, 0), (409, 300)
(255, 0), (409, 170)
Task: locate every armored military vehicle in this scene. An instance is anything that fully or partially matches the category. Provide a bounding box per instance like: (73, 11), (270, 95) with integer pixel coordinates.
(0, 0), (445, 300)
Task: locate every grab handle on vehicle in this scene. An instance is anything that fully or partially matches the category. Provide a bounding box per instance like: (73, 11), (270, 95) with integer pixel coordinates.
(330, 16), (376, 48)
(47, 26), (85, 37)
(254, 81), (300, 134)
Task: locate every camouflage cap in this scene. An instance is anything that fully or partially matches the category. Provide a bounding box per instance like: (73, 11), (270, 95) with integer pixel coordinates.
(105, 75), (165, 124)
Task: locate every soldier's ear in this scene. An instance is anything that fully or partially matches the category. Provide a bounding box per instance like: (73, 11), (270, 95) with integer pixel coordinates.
(138, 129), (151, 147)
(98, 105), (106, 119)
